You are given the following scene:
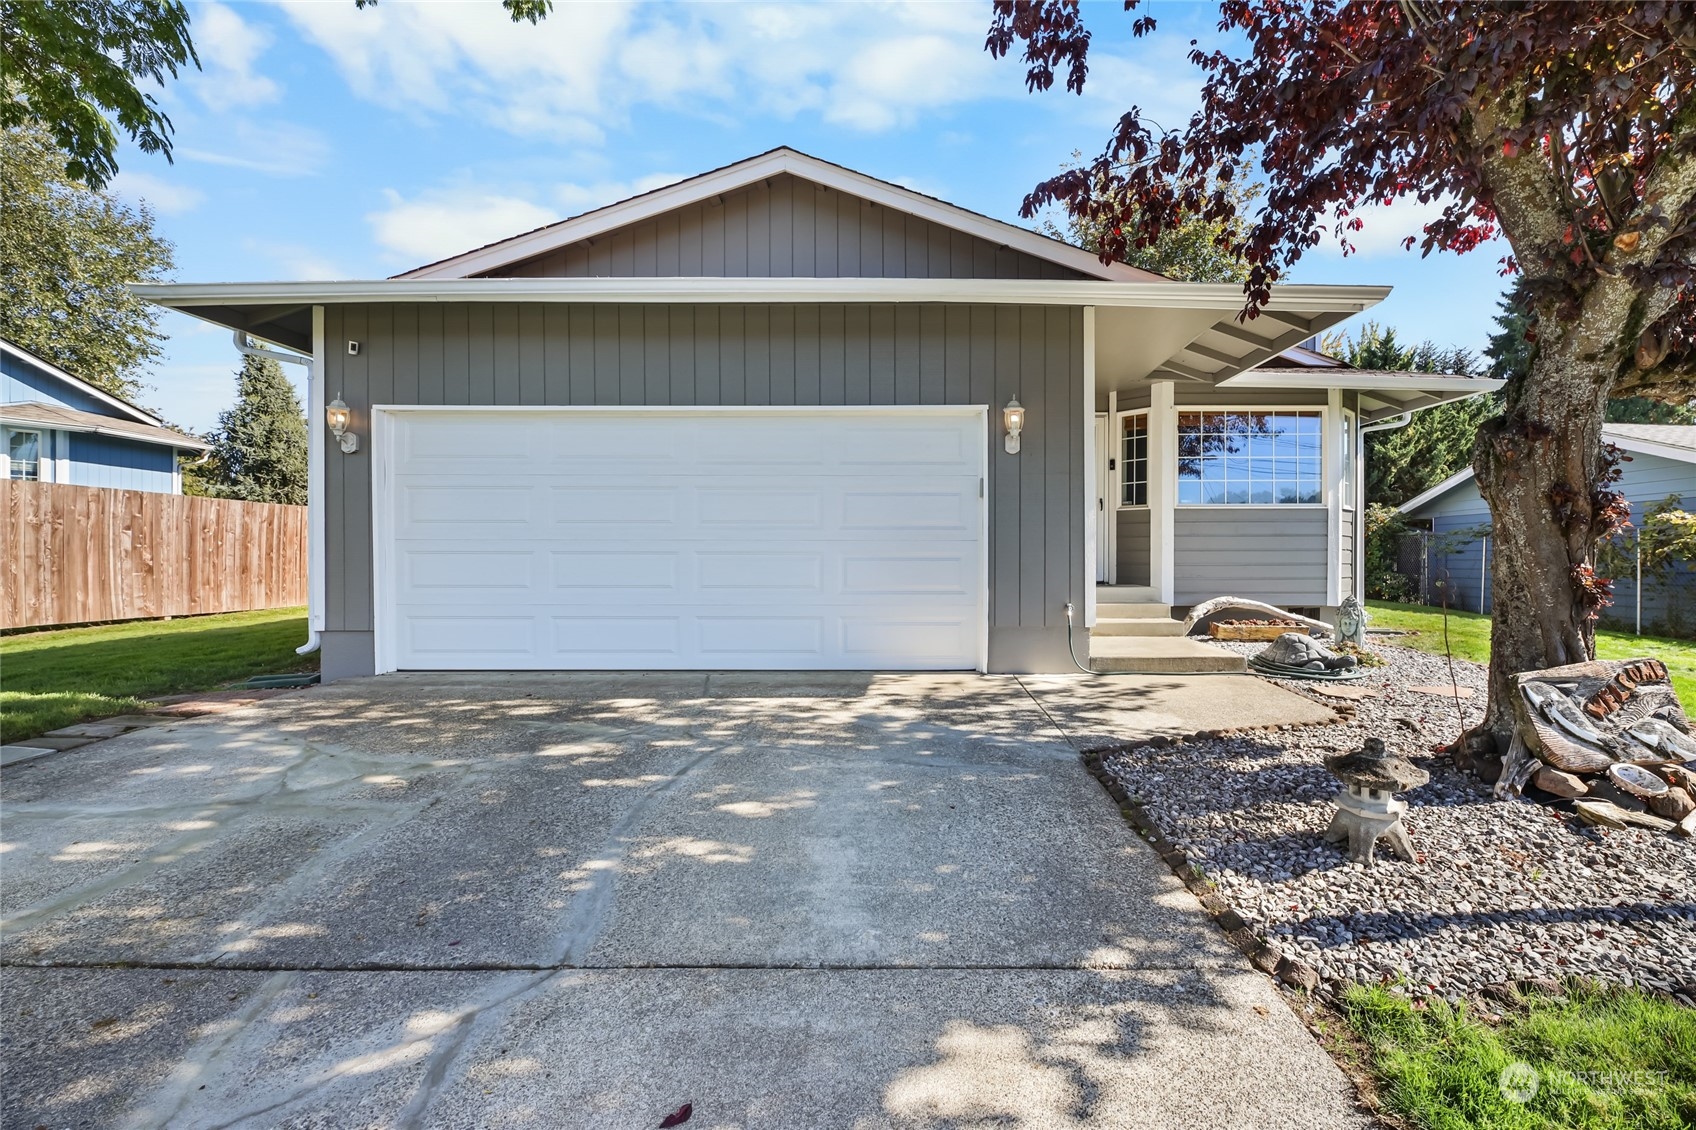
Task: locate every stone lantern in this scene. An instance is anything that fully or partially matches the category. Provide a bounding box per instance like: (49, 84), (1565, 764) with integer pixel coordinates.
(1322, 738), (1429, 865)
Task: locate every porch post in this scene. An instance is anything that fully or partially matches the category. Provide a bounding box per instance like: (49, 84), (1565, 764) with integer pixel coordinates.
(1149, 380), (1177, 604)
(1106, 388), (1119, 585)
(1082, 307), (1098, 627)
(1325, 387), (1344, 608)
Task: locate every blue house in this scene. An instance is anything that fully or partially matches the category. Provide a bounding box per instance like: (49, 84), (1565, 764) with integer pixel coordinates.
(1, 338), (208, 492)
(1401, 424), (1695, 637)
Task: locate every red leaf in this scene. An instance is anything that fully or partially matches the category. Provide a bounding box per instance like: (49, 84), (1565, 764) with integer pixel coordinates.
(660, 1103), (693, 1128)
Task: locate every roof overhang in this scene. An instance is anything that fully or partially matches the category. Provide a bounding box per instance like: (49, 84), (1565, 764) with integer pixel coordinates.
(0, 338), (168, 427)
(1399, 467), (1477, 514)
(133, 278), (1391, 383)
(0, 404), (210, 452)
(1223, 369), (1506, 423)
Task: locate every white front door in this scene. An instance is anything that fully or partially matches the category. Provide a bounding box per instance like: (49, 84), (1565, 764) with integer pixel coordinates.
(374, 408), (987, 672)
(1094, 413), (1111, 583)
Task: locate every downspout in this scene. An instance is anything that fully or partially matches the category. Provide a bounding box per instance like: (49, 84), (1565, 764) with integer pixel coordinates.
(232, 329), (322, 656)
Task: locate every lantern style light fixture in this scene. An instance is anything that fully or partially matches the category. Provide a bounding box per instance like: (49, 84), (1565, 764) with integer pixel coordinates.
(326, 395), (359, 454)
(1003, 396), (1025, 454)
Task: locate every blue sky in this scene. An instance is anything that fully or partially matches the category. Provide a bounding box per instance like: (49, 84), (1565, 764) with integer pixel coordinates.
(111, 1), (1515, 433)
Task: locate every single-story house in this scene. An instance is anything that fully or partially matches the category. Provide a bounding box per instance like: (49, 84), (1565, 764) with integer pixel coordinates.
(1, 338), (209, 491)
(137, 147), (1500, 679)
(1401, 423), (1694, 635)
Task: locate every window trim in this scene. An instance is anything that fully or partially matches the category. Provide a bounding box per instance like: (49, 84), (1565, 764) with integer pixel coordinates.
(1341, 407), (1357, 511)
(1116, 409), (1151, 509)
(1170, 404), (1329, 509)
(3, 426), (46, 482)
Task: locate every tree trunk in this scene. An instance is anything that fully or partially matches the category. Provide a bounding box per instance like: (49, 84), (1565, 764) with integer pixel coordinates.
(1468, 332), (1617, 750)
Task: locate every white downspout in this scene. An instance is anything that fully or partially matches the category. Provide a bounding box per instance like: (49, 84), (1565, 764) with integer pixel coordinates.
(232, 327), (323, 656)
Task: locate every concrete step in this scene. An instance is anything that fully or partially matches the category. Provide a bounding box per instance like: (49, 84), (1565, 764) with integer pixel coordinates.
(1097, 602), (1174, 619)
(1087, 636), (1247, 674)
(1097, 585), (1161, 601)
(1091, 617), (1187, 637)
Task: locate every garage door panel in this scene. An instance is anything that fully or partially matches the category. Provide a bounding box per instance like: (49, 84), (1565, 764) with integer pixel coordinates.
(381, 410), (984, 672)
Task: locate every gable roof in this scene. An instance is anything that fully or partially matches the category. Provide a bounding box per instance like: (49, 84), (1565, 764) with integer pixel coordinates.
(1400, 423), (1696, 514)
(394, 147), (1165, 284)
(1, 338), (165, 428)
(0, 400), (209, 452)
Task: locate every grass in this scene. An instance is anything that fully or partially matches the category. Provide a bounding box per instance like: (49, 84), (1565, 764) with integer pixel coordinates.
(1341, 983), (1696, 1130)
(1, 607), (316, 743)
(1366, 601), (1696, 714)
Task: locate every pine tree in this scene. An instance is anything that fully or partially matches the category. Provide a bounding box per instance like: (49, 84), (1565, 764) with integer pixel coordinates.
(198, 355), (308, 505)
(1322, 322), (1500, 508)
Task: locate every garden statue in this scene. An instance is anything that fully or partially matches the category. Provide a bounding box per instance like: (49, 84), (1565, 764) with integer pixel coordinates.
(1322, 737), (1429, 865)
(1336, 595), (1366, 648)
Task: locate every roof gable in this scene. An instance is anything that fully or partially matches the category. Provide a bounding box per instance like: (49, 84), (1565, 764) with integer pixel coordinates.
(0, 339), (163, 427)
(396, 148), (1163, 284)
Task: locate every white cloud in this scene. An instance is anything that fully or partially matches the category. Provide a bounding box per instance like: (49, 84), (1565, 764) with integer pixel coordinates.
(367, 187), (562, 263)
(240, 238), (347, 281)
(1312, 196), (1502, 260)
(109, 170), (205, 215)
(276, 0), (1013, 142)
(191, 2), (280, 108)
(179, 119), (331, 176)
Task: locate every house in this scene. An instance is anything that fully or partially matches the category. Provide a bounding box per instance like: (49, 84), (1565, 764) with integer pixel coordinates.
(1401, 424), (1695, 635)
(136, 147), (1501, 680)
(1, 338), (209, 491)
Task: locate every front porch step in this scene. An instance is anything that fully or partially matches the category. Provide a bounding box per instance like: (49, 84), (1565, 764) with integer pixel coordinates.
(1087, 636), (1247, 674)
(1097, 602), (1174, 619)
(1091, 617), (1187, 637)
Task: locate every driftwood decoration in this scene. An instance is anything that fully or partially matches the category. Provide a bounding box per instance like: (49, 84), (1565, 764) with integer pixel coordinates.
(1182, 597), (1330, 636)
(1498, 658), (1694, 821)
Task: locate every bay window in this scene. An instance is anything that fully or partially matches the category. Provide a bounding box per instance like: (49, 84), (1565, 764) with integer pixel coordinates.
(1176, 410), (1322, 505)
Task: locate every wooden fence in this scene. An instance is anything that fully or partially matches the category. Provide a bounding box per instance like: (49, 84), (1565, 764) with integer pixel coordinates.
(2, 481), (308, 629)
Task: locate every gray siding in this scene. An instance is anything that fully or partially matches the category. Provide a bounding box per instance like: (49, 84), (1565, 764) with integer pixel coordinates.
(1175, 387), (1329, 408)
(321, 302), (1083, 674)
(1341, 507), (1356, 596)
(1174, 508), (1329, 607)
(488, 174), (1088, 282)
(1116, 508), (1151, 585)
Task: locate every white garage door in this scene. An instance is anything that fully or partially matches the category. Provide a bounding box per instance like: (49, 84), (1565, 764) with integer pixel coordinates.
(375, 408), (986, 672)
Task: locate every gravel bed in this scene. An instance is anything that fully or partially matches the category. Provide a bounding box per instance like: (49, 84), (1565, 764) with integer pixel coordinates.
(1103, 638), (1696, 1004)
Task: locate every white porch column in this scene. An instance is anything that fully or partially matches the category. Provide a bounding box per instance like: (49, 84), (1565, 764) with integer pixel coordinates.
(1149, 380), (1177, 604)
(1106, 387), (1119, 586)
(309, 305), (327, 635)
(1082, 307), (1098, 627)
(1324, 387), (1344, 608)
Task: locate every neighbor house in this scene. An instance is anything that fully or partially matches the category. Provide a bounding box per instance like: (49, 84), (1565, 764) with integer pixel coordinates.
(1, 338), (209, 491)
(138, 147), (1500, 679)
(1401, 423), (1695, 635)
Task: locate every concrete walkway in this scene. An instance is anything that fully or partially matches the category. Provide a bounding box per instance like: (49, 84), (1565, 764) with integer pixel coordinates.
(0, 672), (1358, 1129)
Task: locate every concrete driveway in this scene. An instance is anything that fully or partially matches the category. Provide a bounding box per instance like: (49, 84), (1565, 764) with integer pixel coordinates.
(1, 672), (1361, 1129)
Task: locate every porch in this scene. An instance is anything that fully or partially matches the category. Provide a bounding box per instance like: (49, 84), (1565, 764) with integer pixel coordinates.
(1088, 585), (1245, 674)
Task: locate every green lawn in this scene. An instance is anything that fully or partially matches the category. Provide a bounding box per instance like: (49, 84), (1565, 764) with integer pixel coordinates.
(1342, 983), (1696, 1130)
(1367, 601), (1696, 714)
(1, 607), (316, 743)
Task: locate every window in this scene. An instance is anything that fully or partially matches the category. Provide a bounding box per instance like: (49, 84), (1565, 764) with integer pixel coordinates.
(1120, 412), (1148, 505)
(1176, 410), (1322, 505)
(5, 428), (41, 481)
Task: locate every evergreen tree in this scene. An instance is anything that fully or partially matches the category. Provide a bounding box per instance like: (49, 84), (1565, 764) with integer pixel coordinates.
(1322, 322), (1500, 508)
(0, 124), (173, 400)
(198, 354), (308, 505)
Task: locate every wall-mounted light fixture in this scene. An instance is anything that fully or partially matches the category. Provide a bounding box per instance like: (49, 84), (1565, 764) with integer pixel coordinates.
(326, 395), (359, 454)
(1003, 396), (1025, 454)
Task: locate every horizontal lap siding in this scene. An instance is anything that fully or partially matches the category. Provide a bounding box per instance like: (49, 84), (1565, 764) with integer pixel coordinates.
(1116, 509), (1151, 585)
(1174, 508), (1328, 606)
(65, 433), (178, 492)
(490, 174), (1088, 282)
(323, 303), (1082, 655)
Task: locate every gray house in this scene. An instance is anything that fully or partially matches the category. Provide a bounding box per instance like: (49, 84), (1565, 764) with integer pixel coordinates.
(138, 147), (1496, 679)
(1401, 424), (1695, 635)
(2, 338), (208, 491)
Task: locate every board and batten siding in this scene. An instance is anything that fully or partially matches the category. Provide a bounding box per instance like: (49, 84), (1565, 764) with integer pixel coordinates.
(1173, 508), (1330, 608)
(487, 174), (1089, 282)
(1116, 508), (1151, 586)
(318, 302), (1084, 677)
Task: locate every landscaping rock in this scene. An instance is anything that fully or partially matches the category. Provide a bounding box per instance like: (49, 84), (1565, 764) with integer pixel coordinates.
(1102, 639), (1696, 1002)
(1276, 956), (1320, 991)
(1532, 765), (1589, 798)
(1649, 787), (1695, 822)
